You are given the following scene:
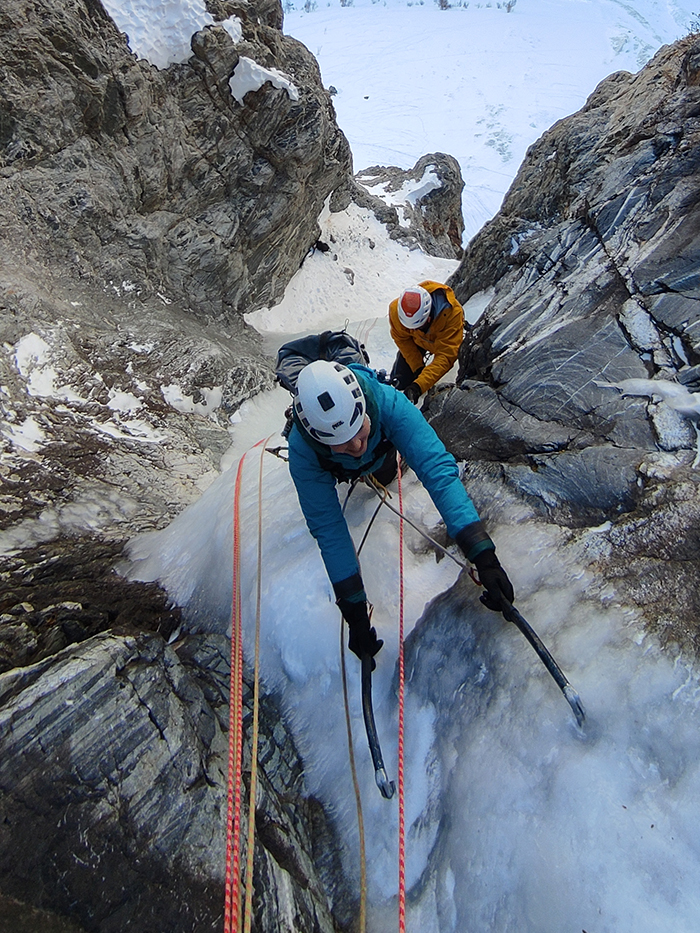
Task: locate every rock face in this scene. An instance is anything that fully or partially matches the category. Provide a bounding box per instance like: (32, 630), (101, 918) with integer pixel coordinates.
(0, 0), (352, 318)
(0, 0), (359, 928)
(0, 0), (353, 546)
(0, 265), (276, 552)
(0, 629), (352, 932)
(0, 539), (182, 674)
(425, 36), (700, 647)
(344, 152), (465, 259)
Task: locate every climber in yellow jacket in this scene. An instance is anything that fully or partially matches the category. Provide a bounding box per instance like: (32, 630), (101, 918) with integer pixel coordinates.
(388, 280), (465, 403)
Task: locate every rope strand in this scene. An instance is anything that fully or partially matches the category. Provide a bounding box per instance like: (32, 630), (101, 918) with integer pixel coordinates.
(397, 459), (406, 933)
(242, 439), (271, 932)
(224, 449), (249, 933)
(225, 438), (268, 933)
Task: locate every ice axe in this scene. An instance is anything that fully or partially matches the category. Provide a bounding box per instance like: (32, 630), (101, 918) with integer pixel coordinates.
(362, 478), (586, 728)
(361, 654), (395, 799)
(497, 598), (585, 728)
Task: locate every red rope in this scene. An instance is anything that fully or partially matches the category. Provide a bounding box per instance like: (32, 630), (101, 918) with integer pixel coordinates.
(224, 439), (266, 933)
(397, 458), (406, 932)
(224, 449), (246, 933)
(243, 438), (274, 933)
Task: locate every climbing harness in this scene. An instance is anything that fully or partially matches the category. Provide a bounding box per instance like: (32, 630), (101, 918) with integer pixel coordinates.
(362, 476), (586, 729)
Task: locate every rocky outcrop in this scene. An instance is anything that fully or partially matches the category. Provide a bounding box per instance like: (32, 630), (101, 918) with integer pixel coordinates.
(0, 263), (277, 551)
(341, 152), (465, 259)
(0, 0), (352, 545)
(0, 0), (352, 319)
(0, 538), (182, 674)
(424, 36), (700, 648)
(0, 629), (352, 932)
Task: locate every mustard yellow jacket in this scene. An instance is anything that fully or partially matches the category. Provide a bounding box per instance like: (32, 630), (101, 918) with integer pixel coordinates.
(388, 280), (465, 394)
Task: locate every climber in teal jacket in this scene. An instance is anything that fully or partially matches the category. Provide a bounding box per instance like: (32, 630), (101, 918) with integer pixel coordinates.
(287, 360), (515, 664)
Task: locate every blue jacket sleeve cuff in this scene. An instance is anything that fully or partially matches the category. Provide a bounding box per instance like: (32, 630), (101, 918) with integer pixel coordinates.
(333, 573), (366, 602)
(454, 521), (494, 563)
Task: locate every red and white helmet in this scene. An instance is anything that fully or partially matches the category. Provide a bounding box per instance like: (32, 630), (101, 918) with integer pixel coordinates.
(397, 286), (432, 329)
(294, 360), (366, 445)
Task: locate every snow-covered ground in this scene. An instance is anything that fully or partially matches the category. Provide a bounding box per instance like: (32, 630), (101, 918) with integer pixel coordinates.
(64, 0), (700, 929)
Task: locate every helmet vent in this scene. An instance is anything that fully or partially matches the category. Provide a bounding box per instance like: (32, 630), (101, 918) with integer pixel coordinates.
(400, 291), (422, 315)
(317, 391), (335, 412)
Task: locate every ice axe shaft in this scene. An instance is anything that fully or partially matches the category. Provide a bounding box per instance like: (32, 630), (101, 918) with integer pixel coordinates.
(500, 600), (585, 728)
(361, 478), (585, 726)
(361, 655), (395, 799)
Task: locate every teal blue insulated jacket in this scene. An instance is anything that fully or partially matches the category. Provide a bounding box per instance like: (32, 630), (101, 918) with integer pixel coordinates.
(288, 365), (487, 600)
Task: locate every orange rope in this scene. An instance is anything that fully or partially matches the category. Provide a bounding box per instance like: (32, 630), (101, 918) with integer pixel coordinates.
(224, 449), (247, 933)
(397, 458), (406, 932)
(224, 438), (267, 933)
(242, 439), (272, 932)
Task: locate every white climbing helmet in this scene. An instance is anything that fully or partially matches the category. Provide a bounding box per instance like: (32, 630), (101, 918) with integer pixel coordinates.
(294, 360), (366, 445)
(397, 285), (432, 329)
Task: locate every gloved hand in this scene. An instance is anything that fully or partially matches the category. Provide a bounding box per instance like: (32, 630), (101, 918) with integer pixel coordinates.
(403, 382), (421, 404)
(472, 549), (515, 612)
(337, 598), (384, 667)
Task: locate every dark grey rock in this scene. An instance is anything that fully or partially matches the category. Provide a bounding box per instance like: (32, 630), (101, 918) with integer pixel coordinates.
(433, 37), (700, 539)
(0, 0), (352, 319)
(0, 538), (182, 674)
(581, 463), (700, 656)
(350, 152), (465, 258)
(424, 381), (576, 462)
(0, 628), (352, 932)
(503, 446), (646, 526)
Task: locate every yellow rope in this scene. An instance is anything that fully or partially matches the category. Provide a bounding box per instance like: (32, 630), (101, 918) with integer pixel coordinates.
(242, 439), (271, 932)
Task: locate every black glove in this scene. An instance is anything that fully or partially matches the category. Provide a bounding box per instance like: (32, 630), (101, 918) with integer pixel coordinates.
(337, 598), (383, 667)
(472, 549), (515, 612)
(403, 382), (421, 404)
